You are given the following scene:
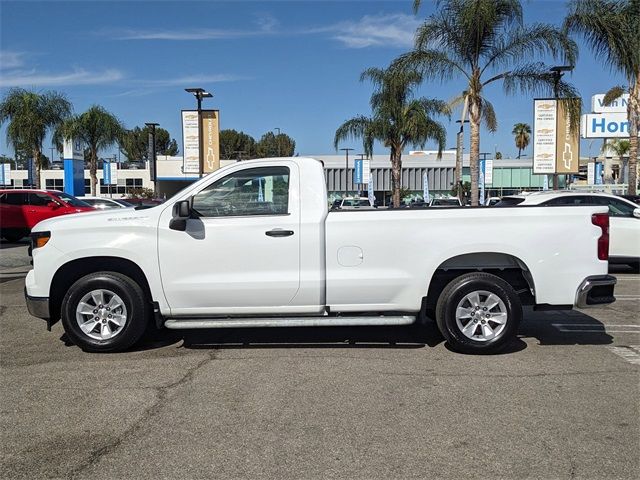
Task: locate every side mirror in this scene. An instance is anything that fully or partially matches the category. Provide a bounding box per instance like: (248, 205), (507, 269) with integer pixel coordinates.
(47, 201), (59, 209)
(633, 208), (640, 219)
(169, 199), (191, 231)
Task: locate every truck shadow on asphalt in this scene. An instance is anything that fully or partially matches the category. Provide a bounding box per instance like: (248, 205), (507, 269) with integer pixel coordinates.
(109, 308), (613, 355)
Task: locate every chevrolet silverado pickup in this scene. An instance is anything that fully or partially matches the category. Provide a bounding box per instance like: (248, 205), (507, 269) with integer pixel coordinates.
(24, 157), (616, 354)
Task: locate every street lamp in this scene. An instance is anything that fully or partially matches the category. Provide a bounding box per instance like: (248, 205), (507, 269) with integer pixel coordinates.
(145, 122), (159, 195)
(549, 65), (574, 190)
(185, 88), (213, 178)
(339, 147), (354, 198)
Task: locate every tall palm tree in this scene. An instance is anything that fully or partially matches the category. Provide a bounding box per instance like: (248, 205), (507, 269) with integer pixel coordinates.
(400, 0), (578, 205)
(56, 106), (124, 195)
(0, 88), (72, 188)
(334, 66), (449, 207)
(512, 122), (531, 158)
(565, 0), (639, 194)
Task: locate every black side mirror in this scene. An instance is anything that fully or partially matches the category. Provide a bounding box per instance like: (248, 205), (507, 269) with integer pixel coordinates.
(169, 199), (191, 231)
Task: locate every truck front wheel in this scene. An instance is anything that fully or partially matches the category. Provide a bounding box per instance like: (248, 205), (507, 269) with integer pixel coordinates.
(435, 272), (522, 354)
(60, 272), (149, 352)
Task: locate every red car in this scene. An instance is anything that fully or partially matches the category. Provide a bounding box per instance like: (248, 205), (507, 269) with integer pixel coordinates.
(0, 189), (95, 242)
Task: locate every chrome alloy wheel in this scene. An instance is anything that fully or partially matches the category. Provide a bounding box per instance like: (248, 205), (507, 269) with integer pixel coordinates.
(75, 289), (128, 340)
(455, 290), (508, 342)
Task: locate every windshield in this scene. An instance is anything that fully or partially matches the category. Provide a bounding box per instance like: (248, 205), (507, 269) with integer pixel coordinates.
(50, 191), (91, 207)
(342, 199), (370, 207)
(431, 199), (460, 206)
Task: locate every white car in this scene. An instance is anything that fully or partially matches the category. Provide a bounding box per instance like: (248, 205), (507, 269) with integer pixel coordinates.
(430, 197), (462, 207)
(25, 157), (615, 354)
(77, 196), (133, 209)
(498, 191), (640, 271)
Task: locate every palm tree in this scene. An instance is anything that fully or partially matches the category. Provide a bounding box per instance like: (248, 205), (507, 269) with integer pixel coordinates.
(512, 123), (531, 158)
(399, 0), (578, 205)
(604, 139), (631, 183)
(0, 88), (72, 188)
(334, 66), (449, 207)
(565, 0), (639, 194)
(56, 106), (124, 195)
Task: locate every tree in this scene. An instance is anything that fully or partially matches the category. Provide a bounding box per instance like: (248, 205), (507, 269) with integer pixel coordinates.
(400, 0), (578, 205)
(119, 126), (178, 162)
(604, 139), (631, 183)
(512, 123), (531, 158)
(334, 66), (449, 207)
(56, 106), (124, 195)
(257, 132), (296, 157)
(495, 151), (503, 160)
(0, 88), (72, 188)
(219, 129), (257, 160)
(565, 0), (639, 194)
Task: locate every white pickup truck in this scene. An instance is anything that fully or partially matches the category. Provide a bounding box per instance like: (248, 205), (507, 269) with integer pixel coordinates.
(25, 157), (616, 354)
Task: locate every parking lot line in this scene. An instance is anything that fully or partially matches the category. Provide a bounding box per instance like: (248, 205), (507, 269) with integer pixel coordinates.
(552, 324), (640, 333)
(607, 346), (640, 365)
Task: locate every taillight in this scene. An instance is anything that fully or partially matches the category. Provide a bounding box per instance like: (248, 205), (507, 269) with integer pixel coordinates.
(591, 213), (609, 261)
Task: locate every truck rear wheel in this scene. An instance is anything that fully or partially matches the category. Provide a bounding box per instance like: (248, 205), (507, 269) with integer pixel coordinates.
(435, 272), (522, 354)
(60, 272), (148, 352)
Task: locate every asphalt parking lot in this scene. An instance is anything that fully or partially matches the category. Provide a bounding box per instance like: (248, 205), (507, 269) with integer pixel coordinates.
(1, 240), (638, 479)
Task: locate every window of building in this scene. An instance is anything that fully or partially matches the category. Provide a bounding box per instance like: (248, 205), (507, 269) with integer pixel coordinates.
(45, 179), (64, 190)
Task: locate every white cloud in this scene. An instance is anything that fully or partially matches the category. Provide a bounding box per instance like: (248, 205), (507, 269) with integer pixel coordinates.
(0, 67), (124, 87)
(322, 14), (421, 49)
(0, 51), (26, 69)
(145, 73), (249, 87)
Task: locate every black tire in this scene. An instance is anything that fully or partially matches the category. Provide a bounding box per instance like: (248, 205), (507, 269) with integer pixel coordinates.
(61, 272), (149, 352)
(3, 230), (27, 243)
(435, 272), (522, 354)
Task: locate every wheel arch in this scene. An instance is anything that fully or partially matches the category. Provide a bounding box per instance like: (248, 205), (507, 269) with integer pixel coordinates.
(424, 252), (535, 314)
(49, 256), (153, 322)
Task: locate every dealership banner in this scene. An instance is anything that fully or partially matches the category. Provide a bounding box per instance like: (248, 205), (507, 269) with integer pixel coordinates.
(182, 111), (200, 174)
(202, 110), (220, 174)
(354, 159), (370, 184)
(533, 99), (580, 174)
(0, 163), (10, 185)
(103, 161), (117, 185)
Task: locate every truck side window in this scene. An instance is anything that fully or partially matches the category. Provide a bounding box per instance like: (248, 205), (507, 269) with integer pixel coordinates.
(589, 196), (636, 217)
(192, 166), (290, 217)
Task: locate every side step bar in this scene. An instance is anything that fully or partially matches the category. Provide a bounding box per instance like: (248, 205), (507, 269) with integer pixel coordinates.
(164, 315), (416, 330)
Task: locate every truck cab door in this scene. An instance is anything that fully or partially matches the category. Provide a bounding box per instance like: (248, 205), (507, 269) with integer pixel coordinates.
(158, 163), (301, 316)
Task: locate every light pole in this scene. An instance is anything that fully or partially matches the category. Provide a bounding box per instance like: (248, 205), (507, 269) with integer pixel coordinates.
(185, 88), (213, 178)
(550, 65), (574, 190)
(339, 147), (354, 198)
(274, 128), (281, 156)
(145, 122), (159, 195)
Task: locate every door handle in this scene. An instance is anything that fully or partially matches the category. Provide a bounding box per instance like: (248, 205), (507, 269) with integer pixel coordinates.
(265, 229), (294, 237)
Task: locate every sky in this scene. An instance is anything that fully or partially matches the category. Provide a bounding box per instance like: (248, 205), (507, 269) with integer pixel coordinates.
(0, 0), (627, 160)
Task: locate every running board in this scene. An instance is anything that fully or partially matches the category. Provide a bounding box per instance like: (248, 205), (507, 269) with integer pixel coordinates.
(164, 315), (416, 330)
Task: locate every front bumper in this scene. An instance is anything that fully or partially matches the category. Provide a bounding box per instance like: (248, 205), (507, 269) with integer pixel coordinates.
(575, 275), (616, 308)
(24, 288), (50, 320)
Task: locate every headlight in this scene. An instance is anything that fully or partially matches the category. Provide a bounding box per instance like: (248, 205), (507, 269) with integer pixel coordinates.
(30, 231), (51, 250)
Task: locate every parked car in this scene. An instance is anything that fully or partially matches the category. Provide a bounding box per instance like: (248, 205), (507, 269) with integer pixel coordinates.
(0, 189), (94, 242)
(485, 197), (502, 206)
(77, 196), (133, 210)
(497, 191), (640, 271)
(25, 158), (615, 354)
(429, 197), (463, 207)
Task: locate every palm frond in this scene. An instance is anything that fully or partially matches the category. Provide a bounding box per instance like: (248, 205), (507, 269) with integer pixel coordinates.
(479, 98), (498, 132)
(333, 116), (374, 151)
(603, 85), (627, 106)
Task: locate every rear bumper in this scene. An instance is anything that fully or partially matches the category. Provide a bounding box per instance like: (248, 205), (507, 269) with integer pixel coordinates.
(575, 275), (616, 308)
(24, 288), (50, 320)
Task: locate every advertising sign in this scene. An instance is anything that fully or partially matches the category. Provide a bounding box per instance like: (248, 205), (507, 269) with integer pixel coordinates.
(103, 161), (117, 185)
(202, 110), (220, 174)
(479, 159), (485, 205)
(595, 162), (603, 185)
(0, 163), (10, 185)
(587, 161), (595, 185)
(63, 138), (84, 160)
(555, 100), (580, 174)
(533, 99), (557, 174)
(354, 159), (363, 184)
(581, 112), (634, 138)
(484, 159), (493, 184)
(591, 93), (629, 113)
(362, 159), (370, 184)
(422, 170), (429, 202)
(182, 110), (200, 174)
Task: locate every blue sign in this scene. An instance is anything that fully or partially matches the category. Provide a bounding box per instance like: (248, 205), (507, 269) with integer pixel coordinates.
(543, 174), (549, 191)
(0, 164), (10, 185)
(595, 162), (603, 185)
(103, 160), (111, 185)
(354, 159), (363, 184)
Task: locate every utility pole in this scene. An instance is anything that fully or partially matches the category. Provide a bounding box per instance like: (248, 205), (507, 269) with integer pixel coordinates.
(339, 147), (354, 198)
(185, 88), (213, 178)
